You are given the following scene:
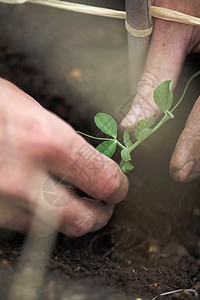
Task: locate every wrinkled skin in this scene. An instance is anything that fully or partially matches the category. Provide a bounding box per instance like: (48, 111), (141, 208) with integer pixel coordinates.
(0, 78), (128, 237)
(121, 0), (200, 182)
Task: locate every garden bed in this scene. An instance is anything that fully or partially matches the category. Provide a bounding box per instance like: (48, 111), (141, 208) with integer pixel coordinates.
(1, 34), (200, 300)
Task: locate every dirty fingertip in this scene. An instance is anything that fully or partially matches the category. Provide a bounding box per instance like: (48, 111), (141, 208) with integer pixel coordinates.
(110, 171), (129, 205)
(116, 173), (129, 203)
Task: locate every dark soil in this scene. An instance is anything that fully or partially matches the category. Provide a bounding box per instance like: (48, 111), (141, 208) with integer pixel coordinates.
(1, 33), (200, 300)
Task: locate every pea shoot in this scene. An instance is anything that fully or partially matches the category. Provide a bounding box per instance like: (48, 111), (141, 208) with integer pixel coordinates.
(78, 71), (200, 173)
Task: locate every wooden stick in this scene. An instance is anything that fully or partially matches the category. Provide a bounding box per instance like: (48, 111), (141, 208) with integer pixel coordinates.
(151, 6), (200, 26)
(28, 0), (126, 19)
(1, 0), (200, 27)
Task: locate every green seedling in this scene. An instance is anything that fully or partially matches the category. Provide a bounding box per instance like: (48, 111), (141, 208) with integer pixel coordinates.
(78, 71), (200, 173)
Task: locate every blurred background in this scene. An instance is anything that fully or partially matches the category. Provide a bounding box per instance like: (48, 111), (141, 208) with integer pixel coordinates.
(0, 1), (200, 299)
(0, 0), (129, 116)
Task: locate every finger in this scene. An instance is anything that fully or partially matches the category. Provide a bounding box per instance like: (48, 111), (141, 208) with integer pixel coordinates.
(38, 176), (114, 237)
(58, 196), (114, 237)
(0, 165), (55, 236)
(42, 112), (129, 205)
(8, 174), (114, 238)
(0, 152), (115, 237)
(0, 198), (53, 237)
(121, 16), (193, 129)
(170, 95), (200, 182)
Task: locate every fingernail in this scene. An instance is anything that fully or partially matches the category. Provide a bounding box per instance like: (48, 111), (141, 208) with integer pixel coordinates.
(174, 161), (194, 182)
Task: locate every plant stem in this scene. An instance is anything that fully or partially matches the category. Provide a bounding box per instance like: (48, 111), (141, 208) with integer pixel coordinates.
(78, 71), (200, 166)
(78, 131), (127, 150)
(171, 70), (200, 113)
(129, 115), (169, 152)
(129, 71), (200, 153)
(77, 131), (113, 141)
(116, 140), (127, 150)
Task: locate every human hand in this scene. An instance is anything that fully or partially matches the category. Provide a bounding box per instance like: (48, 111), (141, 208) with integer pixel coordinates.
(121, 0), (200, 182)
(0, 78), (128, 237)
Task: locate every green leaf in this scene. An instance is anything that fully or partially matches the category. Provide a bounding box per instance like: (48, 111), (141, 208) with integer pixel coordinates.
(123, 130), (133, 148)
(119, 160), (134, 173)
(148, 116), (156, 128)
(96, 140), (116, 158)
(121, 149), (131, 162)
(153, 80), (173, 113)
(137, 128), (152, 140)
(134, 119), (149, 141)
(94, 113), (117, 138)
(135, 119), (148, 140)
(134, 117), (155, 141)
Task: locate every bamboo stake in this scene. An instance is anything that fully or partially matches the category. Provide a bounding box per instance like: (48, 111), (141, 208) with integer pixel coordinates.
(152, 6), (200, 26)
(1, 0), (200, 27)
(29, 0), (126, 19)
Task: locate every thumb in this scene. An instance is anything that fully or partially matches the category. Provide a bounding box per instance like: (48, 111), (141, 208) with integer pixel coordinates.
(121, 19), (193, 129)
(170, 95), (200, 182)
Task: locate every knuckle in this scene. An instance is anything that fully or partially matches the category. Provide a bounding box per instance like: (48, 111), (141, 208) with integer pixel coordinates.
(15, 113), (53, 159)
(29, 117), (52, 148)
(121, 71), (160, 128)
(137, 71), (159, 99)
(35, 116), (75, 159)
(26, 116), (64, 159)
(179, 127), (200, 151)
(133, 71), (161, 120)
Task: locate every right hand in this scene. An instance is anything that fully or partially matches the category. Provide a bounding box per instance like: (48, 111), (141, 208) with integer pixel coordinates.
(121, 0), (200, 128)
(121, 0), (200, 182)
(0, 78), (128, 237)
